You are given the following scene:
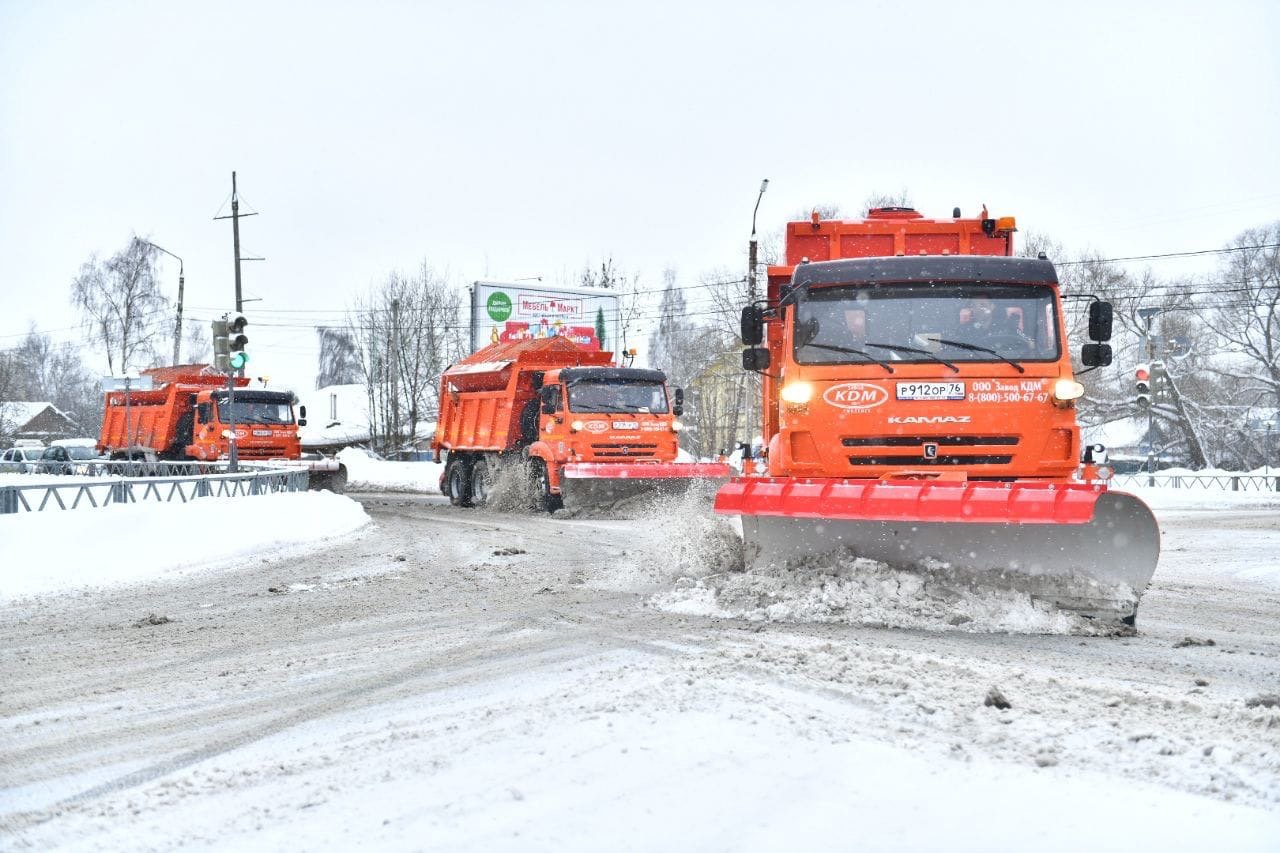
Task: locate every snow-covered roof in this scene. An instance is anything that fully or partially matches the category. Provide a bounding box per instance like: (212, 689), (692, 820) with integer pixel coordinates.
(0, 402), (77, 437)
(1, 401), (60, 426)
(298, 384), (372, 448)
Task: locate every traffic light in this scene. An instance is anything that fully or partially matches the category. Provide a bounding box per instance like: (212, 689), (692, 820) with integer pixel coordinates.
(228, 313), (249, 370)
(1135, 363), (1151, 409)
(212, 319), (230, 372)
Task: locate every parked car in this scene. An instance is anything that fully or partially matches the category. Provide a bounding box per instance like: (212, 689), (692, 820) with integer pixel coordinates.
(35, 444), (105, 475)
(0, 445), (44, 473)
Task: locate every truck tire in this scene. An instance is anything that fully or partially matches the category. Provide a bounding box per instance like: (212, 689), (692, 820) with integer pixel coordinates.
(529, 459), (562, 513)
(445, 457), (472, 507)
(470, 460), (491, 507)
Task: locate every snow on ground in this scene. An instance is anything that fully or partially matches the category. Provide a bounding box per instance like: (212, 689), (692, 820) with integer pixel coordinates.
(338, 448), (443, 493)
(38, 644), (1277, 853)
(2, 480), (1278, 848)
(613, 483), (1280, 632)
(0, 491), (371, 603)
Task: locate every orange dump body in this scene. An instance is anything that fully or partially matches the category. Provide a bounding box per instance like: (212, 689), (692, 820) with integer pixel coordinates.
(434, 337), (614, 455)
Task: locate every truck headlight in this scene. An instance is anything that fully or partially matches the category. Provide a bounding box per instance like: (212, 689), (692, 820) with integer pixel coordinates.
(780, 382), (813, 404)
(571, 420), (585, 432)
(671, 420), (684, 432)
(1053, 379), (1085, 401)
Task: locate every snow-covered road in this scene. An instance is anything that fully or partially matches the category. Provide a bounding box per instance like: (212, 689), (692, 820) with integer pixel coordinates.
(1, 491), (1278, 851)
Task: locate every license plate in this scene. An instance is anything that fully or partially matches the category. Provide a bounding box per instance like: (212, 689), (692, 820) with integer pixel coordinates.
(612, 421), (639, 430)
(896, 381), (965, 401)
(253, 429), (271, 436)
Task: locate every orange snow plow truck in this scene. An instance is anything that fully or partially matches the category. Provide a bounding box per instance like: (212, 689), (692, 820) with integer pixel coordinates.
(432, 336), (731, 510)
(98, 364), (347, 491)
(715, 206), (1160, 625)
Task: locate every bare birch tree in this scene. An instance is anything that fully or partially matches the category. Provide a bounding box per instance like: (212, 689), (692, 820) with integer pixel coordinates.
(316, 326), (361, 388)
(71, 236), (170, 374)
(1201, 224), (1280, 411)
(349, 263), (466, 455)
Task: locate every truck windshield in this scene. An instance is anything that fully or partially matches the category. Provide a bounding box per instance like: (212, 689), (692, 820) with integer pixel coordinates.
(793, 282), (1060, 365)
(567, 382), (669, 414)
(216, 399), (295, 425)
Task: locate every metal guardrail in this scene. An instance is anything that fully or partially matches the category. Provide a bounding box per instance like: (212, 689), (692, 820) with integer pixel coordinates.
(1112, 474), (1280, 492)
(0, 464), (310, 514)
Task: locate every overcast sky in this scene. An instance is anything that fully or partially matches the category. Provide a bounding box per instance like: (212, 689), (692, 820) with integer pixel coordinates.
(2, 0), (1277, 391)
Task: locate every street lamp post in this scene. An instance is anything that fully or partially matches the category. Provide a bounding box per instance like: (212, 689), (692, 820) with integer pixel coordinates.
(144, 241), (185, 366)
(748, 178), (769, 304)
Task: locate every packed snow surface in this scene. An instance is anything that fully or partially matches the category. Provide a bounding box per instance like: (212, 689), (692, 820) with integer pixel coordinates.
(1, 460), (1278, 850)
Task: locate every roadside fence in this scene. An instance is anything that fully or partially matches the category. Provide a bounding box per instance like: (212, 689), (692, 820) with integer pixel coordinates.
(1112, 473), (1280, 493)
(0, 463), (310, 515)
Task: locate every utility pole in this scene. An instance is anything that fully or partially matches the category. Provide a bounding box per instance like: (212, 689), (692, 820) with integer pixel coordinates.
(1137, 307), (1161, 474)
(213, 171), (263, 320)
(391, 297), (401, 455)
(748, 178), (769, 304)
(143, 241), (184, 365)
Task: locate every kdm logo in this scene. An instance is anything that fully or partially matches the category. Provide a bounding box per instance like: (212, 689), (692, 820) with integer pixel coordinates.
(823, 382), (889, 411)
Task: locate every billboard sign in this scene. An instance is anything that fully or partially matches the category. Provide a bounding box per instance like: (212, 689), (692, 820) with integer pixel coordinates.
(470, 281), (622, 358)
(101, 375), (155, 392)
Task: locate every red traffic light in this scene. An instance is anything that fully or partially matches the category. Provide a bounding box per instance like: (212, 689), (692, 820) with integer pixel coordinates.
(1135, 366), (1150, 382)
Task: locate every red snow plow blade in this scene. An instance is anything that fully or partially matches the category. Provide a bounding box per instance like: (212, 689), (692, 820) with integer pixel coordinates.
(715, 478), (1161, 625)
(560, 462), (733, 509)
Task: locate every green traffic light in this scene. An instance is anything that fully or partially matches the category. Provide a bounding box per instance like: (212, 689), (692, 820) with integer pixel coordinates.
(230, 352), (249, 369)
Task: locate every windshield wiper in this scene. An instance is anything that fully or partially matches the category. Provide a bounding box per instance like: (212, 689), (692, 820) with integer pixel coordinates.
(800, 342), (895, 373)
(931, 339), (1026, 373)
(582, 405), (637, 414)
(864, 342), (960, 373)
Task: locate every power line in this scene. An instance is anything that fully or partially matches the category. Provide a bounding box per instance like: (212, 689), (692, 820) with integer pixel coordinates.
(1055, 242), (1280, 267)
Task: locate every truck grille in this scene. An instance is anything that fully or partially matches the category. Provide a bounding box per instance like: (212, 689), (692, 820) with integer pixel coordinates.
(842, 435), (1017, 467)
(589, 442), (659, 458)
(841, 435), (1019, 447)
(238, 445), (291, 459)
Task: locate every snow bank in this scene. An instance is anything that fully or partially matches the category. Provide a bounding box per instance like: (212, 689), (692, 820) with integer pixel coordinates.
(337, 448), (443, 493)
(0, 491), (370, 602)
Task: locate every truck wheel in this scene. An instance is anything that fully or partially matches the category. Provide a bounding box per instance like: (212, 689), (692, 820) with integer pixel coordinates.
(529, 459), (562, 513)
(470, 460), (491, 507)
(445, 457), (472, 507)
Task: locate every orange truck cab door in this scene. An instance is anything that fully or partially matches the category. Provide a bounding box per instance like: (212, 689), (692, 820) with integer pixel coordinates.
(538, 383), (570, 452)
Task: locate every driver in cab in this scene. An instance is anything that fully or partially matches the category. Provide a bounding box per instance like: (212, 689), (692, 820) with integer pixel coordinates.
(956, 295), (1031, 348)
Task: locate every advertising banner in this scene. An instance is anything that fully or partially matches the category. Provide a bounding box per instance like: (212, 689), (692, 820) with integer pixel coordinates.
(470, 281), (622, 357)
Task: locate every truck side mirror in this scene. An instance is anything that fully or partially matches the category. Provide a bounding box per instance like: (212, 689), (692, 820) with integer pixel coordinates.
(197, 402), (211, 424)
(1088, 301), (1113, 342)
(299, 405), (307, 420)
(740, 306), (764, 345)
(1081, 343), (1113, 367)
(187, 393), (198, 406)
(673, 388), (684, 417)
(742, 347), (771, 372)
(541, 386), (558, 415)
